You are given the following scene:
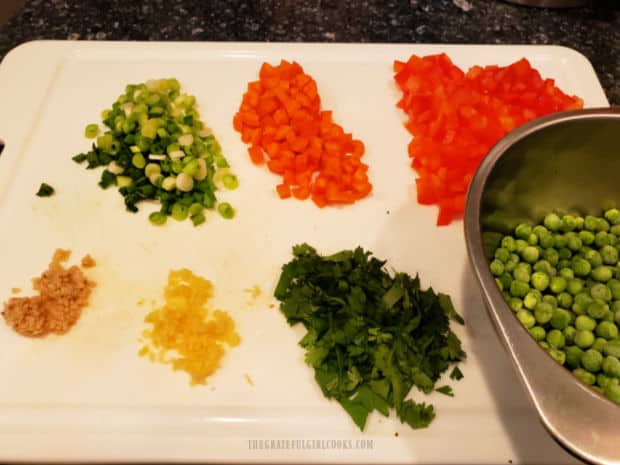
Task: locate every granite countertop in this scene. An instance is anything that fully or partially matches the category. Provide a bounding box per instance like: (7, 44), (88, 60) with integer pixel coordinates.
(0, 0), (618, 103)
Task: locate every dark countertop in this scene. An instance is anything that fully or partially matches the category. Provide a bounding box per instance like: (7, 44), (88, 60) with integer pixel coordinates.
(0, 0), (618, 104)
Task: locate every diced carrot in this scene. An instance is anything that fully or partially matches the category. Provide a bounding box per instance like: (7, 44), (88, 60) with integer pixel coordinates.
(234, 60), (372, 207)
(248, 145), (264, 165)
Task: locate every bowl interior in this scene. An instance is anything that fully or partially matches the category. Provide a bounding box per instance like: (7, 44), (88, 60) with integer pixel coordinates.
(481, 115), (620, 246)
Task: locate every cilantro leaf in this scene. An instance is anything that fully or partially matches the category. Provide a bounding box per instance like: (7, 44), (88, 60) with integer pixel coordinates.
(450, 366), (464, 381)
(274, 244), (466, 432)
(435, 385), (454, 397)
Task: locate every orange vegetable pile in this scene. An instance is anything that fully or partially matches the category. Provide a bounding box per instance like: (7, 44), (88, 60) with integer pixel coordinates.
(394, 54), (584, 226)
(139, 269), (240, 385)
(234, 60), (372, 207)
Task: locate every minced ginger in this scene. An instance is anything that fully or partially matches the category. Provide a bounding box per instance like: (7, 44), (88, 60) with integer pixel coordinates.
(1, 249), (96, 337)
(139, 269), (240, 385)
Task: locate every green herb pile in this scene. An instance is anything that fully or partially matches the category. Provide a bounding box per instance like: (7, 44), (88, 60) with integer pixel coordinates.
(274, 244), (466, 431)
(72, 78), (238, 226)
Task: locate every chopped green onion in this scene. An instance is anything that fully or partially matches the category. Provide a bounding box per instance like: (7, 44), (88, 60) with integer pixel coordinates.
(99, 170), (116, 189)
(188, 202), (203, 217)
(85, 123), (99, 139)
(217, 202), (235, 219)
(161, 176), (177, 191)
(176, 172), (194, 192)
(117, 176), (132, 189)
(222, 174), (239, 190)
(191, 212), (206, 226)
(144, 163), (161, 178)
(171, 203), (189, 221)
(149, 211), (167, 226)
(36, 182), (54, 197)
(132, 153), (146, 169)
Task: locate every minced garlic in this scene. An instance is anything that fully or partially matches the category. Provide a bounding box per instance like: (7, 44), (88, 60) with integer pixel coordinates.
(139, 268), (240, 385)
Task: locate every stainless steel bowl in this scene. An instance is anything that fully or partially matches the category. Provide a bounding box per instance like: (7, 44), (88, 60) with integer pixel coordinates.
(464, 108), (620, 465)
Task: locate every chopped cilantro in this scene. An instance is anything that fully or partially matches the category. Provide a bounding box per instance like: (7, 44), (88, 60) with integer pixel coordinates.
(435, 385), (454, 397)
(35, 182), (54, 197)
(274, 244), (466, 431)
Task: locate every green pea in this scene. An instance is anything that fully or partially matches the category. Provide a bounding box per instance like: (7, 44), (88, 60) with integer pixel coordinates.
(548, 276), (566, 294)
(543, 213), (562, 232)
(567, 235), (583, 251)
(547, 347), (566, 365)
(557, 292), (573, 309)
(523, 291), (539, 310)
(531, 271), (550, 291)
(613, 302), (620, 325)
(543, 248), (559, 266)
(604, 382), (620, 404)
(597, 373), (612, 389)
(575, 216), (585, 230)
(508, 297), (523, 312)
(539, 341), (550, 350)
(515, 223), (532, 240)
(581, 349), (603, 372)
(566, 346), (584, 369)
(592, 337), (608, 352)
(550, 308), (572, 330)
(542, 294), (558, 309)
(596, 321), (619, 340)
(547, 329), (565, 349)
(584, 249), (603, 267)
(572, 257), (591, 277)
(611, 224), (620, 236)
(587, 301), (609, 319)
(513, 263), (531, 283)
(559, 268), (574, 280)
(554, 234), (568, 248)
(515, 239), (528, 253)
(522, 246), (540, 263)
(510, 280), (530, 298)
(490, 259), (505, 276)
(566, 278), (584, 296)
(534, 302), (554, 325)
(572, 292), (593, 315)
(575, 315), (597, 331)
(528, 326), (546, 341)
(501, 236), (517, 252)
(539, 234), (555, 249)
(597, 218), (611, 232)
(590, 283), (612, 302)
(595, 231), (610, 247)
(607, 279), (620, 300)
(585, 215), (599, 232)
(592, 266), (613, 283)
(564, 326), (577, 345)
(578, 230), (595, 245)
(602, 355), (620, 378)
(608, 234), (618, 246)
(605, 208), (620, 225)
(558, 259), (571, 270)
(528, 233), (538, 246)
(601, 245), (619, 265)
(533, 259), (555, 276)
(532, 225), (548, 238)
(573, 368), (596, 385)
(517, 309), (536, 329)
(561, 215), (577, 232)
(504, 254), (519, 273)
(497, 273), (512, 290)
(603, 340), (620, 358)
(494, 247), (510, 263)
(575, 329), (595, 349)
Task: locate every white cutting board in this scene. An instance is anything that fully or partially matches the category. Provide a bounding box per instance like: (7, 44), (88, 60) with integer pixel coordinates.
(0, 41), (608, 463)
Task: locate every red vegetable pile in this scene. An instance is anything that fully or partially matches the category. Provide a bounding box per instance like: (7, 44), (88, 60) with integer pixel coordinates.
(234, 60), (372, 207)
(394, 54), (584, 226)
